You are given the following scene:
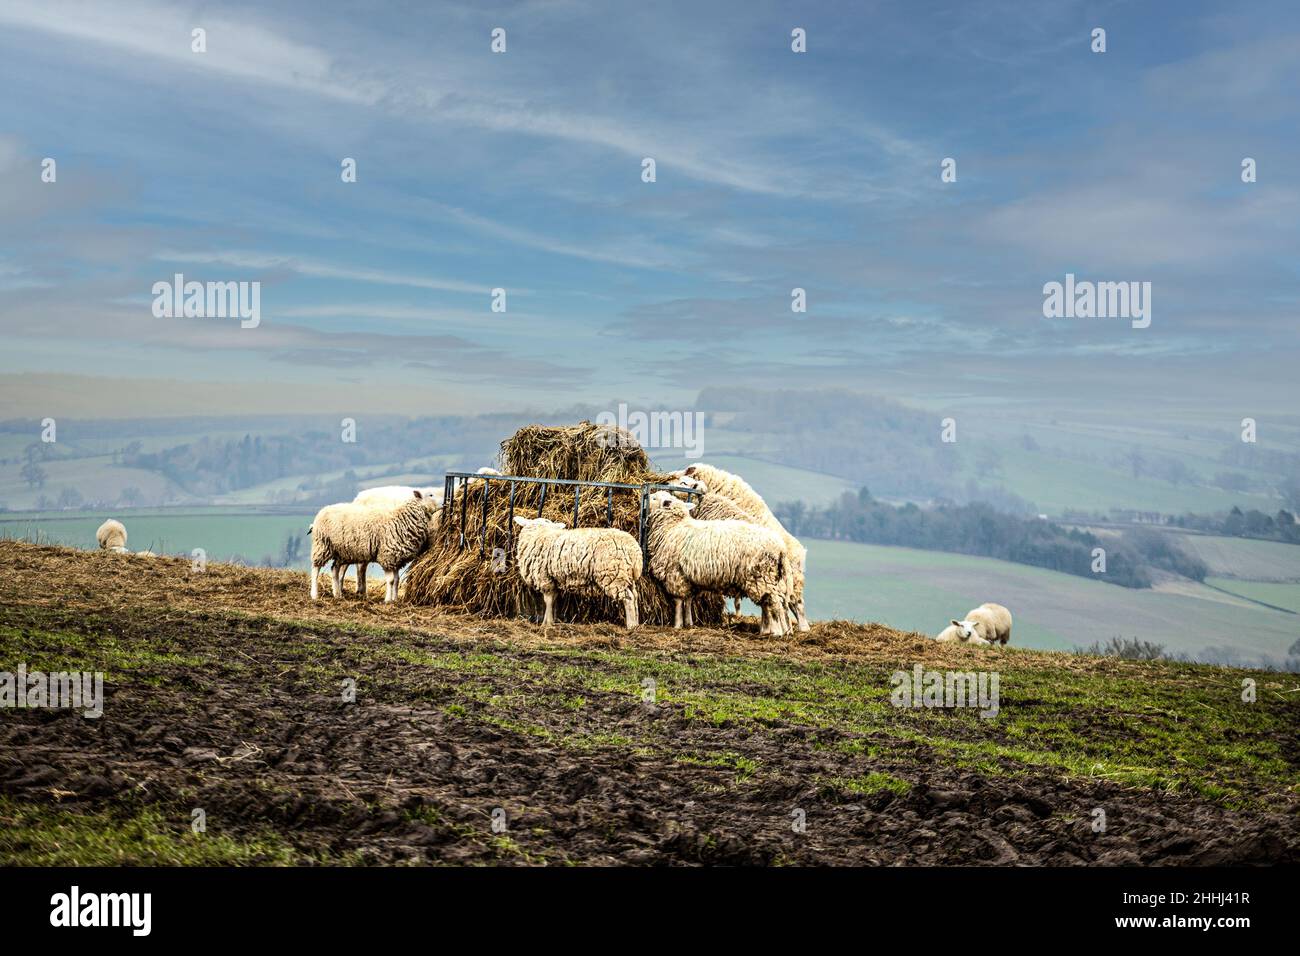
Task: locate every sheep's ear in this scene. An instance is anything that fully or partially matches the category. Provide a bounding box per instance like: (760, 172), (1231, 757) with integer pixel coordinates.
(554, 521), (567, 529)
(412, 489), (423, 499)
(951, 620), (962, 628)
(513, 516), (529, 526)
(684, 465), (697, 476)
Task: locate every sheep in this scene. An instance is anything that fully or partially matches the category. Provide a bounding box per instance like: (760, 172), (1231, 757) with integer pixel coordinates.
(95, 519), (128, 553)
(330, 486), (445, 595)
(935, 622), (990, 645)
(309, 491), (438, 602)
(643, 490), (790, 636)
(512, 516), (643, 628)
(354, 485), (444, 509)
(671, 468), (810, 633)
(669, 485), (771, 622)
(939, 604), (1012, 645)
(964, 603), (1012, 645)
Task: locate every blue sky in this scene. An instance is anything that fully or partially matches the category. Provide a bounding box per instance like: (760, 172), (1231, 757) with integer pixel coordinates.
(1, 0), (1297, 417)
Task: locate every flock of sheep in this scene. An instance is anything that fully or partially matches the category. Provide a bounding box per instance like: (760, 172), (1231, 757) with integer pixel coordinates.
(301, 461), (809, 636)
(91, 461), (1010, 644)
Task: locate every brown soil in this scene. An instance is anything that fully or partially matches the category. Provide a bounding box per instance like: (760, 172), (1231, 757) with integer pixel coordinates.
(1, 541), (1296, 866)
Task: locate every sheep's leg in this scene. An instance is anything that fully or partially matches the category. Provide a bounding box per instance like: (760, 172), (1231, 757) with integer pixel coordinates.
(383, 569), (398, 603)
(542, 589), (555, 625)
(733, 597), (742, 616)
(673, 598), (684, 629)
(310, 564), (320, 600)
(623, 591), (638, 630)
(356, 563), (366, 599)
(759, 602), (770, 635)
(765, 597), (786, 637)
(331, 564), (343, 598)
(684, 597), (695, 628)
(795, 600), (810, 633)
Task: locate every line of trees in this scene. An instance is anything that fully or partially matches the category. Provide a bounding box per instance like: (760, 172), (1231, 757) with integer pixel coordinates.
(775, 488), (1208, 589)
(1169, 506), (1299, 544)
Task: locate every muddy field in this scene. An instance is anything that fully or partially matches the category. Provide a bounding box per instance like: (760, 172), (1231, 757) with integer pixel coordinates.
(1, 541), (1297, 865)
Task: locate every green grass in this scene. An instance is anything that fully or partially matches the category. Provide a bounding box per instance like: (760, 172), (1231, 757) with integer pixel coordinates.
(0, 798), (310, 866)
(391, 641), (1298, 807)
(0, 624), (208, 680)
(822, 771), (912, 796)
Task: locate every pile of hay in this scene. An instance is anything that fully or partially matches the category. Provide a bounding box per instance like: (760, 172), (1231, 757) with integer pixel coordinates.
(404, 421), (723, 625)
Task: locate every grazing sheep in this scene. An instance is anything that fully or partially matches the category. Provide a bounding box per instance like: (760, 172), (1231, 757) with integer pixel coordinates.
(671, 486), (768, 621)
(936, 622), (990, 645)
(336, 486), (444, 594)
(964, 603), (1013, 645)
(309, 492), (438, 602)
(644, 491), (790, 636)
(95, 519), (128, 553)
(512, 516), (643, 628)
(672, 470), (810, 632)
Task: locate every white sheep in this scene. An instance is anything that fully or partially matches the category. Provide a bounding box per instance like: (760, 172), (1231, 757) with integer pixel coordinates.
(935, 622), (990, 645)
(671, 486), (773, 623)
(963, 603), (1013, 645)
(354, 485), (444, 509)
(309, 492), (438, 602)
(512, 516), (643, 628)
(95, 519), (128, 553)
(672, 468), (810, 632)
(938, 604), (1012, 645)
(644, 490), (790, 636)
(329, 486), (444, 594)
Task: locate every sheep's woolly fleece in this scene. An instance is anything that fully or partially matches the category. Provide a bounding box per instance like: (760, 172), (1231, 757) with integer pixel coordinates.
(96, 519), (127, 551)
(354, 485), (444, 509)
(644, 491), (788, 626)
(674, 464), (809, 629)
(513, 518), (643, 602)
(310, 497), (438, 572)
(965, 603), (1013, 645)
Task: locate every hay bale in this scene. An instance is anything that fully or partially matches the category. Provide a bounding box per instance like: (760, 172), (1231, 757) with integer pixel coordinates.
(501, 421), (649, 483)
(404, 422), (722, 626)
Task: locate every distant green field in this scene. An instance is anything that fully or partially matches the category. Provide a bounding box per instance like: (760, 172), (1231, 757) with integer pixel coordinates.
(1175, 534), (1300, 581)
(0, 509), (313, 567)
(985, 444), (1272, 515)
(1206, 578), (1300, 613)
(803, 539), (1297, 666)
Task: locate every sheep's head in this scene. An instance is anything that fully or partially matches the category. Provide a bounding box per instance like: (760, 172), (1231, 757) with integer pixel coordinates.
(950, 619), (979, 641)
(648, 490), (692, 519)
(401, 490), (440, 519)
(673, 475), (708, 494)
